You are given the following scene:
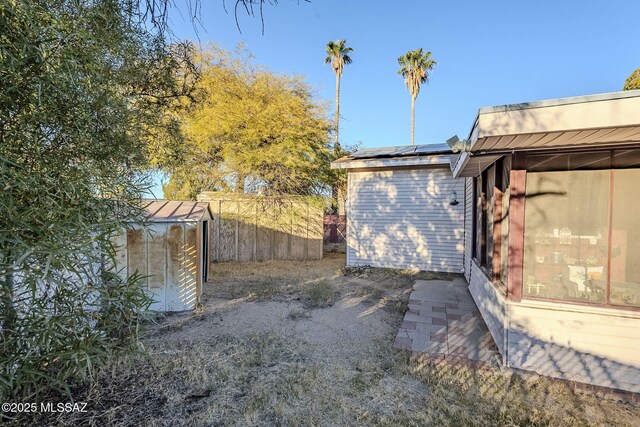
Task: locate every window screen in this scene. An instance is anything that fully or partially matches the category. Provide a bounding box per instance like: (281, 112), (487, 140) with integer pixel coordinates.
(523, 170), (610, 302)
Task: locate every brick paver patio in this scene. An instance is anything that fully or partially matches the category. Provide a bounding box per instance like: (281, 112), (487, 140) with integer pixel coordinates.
(394, 277), (499, 366)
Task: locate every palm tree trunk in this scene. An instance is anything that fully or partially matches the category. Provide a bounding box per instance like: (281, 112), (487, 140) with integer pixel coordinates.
(410, 96), (416, 145)
(334, 73), (341, 153)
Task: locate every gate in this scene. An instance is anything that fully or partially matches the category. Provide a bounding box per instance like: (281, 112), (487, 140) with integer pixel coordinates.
(323, 215), (347, 244)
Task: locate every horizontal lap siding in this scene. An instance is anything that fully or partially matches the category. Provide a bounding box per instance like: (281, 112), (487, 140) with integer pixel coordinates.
(507, 304), (640, 392)
(347, 168), (465, 272)
(468, 261), (506, 356)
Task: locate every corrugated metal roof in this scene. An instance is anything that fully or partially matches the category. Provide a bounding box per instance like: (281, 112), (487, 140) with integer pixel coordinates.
(142, 200), (211, 222)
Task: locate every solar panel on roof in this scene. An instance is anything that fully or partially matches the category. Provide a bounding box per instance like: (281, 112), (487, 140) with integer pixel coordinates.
(413, 143), (451, 154)
(348, 146), (403, 159)
(390, 146), (417, 156)
(347, 143), (452, 159)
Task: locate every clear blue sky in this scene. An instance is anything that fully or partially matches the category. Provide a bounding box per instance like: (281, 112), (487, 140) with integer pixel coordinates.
(150, 0), (639, 197)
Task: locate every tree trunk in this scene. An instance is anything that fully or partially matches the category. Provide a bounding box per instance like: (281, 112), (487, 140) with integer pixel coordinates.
(334, 72), (341, 153)
(331, 72), (341, 214)
(410, 95), (416, 145)
(235, 173), (246, 193)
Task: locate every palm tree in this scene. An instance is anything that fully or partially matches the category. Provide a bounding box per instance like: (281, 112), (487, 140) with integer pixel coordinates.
(397, 48), (436, 145)
(325, 39), (353, 152)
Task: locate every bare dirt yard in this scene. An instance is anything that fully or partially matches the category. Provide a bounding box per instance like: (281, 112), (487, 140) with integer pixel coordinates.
(14, 254), (640, 426)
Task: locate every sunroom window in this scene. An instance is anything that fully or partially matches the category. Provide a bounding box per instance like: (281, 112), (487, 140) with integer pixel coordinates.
(522, 165), (640, 307)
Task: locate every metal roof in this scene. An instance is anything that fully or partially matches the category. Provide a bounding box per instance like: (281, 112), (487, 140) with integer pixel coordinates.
(142, 200), (211, 222)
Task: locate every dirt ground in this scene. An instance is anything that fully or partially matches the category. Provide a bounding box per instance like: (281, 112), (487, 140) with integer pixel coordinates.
(13, 253), (640, 426)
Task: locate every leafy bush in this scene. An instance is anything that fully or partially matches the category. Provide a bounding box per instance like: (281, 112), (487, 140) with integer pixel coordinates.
(0, 0), (193, 402)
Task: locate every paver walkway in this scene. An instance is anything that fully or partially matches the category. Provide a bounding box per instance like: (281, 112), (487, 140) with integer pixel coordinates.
(393, 278), (499, 366)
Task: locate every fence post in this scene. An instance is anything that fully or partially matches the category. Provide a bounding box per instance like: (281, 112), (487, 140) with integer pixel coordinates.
(305, 202), (310, 260)
(216, 200), (221, 262)
(271, 199), (275, 260)
(235, 200), (239, 262)
(253, 201), (258, 261)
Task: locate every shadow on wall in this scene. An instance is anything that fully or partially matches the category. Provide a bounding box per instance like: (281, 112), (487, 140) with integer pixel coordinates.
(470, 269), (640, 394)
(507, 315), (640, 394)
(348, 167), (465, 272)
(175, 224), (198, 311)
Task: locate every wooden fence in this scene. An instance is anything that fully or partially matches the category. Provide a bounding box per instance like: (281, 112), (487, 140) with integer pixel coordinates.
(198, 192), (323, 263)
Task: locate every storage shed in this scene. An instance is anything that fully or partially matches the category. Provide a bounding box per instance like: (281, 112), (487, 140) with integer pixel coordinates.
(331, 144), (466, 272)
(115, 200), (212, 312)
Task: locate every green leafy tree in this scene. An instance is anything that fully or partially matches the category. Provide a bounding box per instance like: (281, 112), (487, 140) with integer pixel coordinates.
(164, 46), (333, 200)
(0, 0), (196, 401)
(324, 39), (353, 152)
(397, 48), (436, 145)
(623, 68), (640, 90)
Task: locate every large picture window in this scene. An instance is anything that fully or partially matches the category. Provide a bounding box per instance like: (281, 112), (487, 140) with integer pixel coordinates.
(609, 169), (640, 306)
(522, 166), (640, 307)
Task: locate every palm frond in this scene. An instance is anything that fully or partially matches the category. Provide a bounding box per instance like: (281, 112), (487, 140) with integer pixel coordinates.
(397, 48), (436, 98)
(324, 39), (354, 77)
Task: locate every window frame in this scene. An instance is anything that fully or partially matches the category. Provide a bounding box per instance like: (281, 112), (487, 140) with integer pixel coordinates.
(520, 149), (640, 311)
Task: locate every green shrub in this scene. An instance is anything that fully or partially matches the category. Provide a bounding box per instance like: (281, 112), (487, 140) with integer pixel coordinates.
(0, 0), (192, 403)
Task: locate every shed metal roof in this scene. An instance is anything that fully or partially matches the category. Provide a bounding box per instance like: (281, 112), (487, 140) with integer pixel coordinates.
(142, 200), (211, 222)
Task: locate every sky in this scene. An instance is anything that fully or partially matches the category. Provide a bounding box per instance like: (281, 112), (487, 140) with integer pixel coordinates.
(149, 0), (639, 197)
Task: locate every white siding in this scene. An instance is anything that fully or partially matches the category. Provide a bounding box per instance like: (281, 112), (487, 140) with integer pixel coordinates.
(469, 257), (640, 393)
(463, 177), (473, 282)
(468, 261), (507, 357)
(346, 168), (465, 272)
(507, 302), (640, 393)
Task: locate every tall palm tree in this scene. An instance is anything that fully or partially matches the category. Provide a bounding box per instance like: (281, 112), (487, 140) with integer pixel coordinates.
(397, 48), (436, 145)
(325, 39), (353, 152)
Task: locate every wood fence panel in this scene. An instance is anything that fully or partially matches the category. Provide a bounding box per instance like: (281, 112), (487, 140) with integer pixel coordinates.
(237, 200), (256, 262)
(217, 201), (237, 262)
(273, 214), (291, 260)
(307, 210), (324, 260)
(255, 199), (274, 260)
(198, 193), (323, 263)
(289, 202), (308, 260)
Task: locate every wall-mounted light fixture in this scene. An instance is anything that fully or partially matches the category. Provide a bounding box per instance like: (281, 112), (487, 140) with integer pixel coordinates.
(449, 190), (459, 206)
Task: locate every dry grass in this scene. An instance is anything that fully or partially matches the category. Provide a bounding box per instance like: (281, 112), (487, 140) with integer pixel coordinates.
(10, 253), (640, 426)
